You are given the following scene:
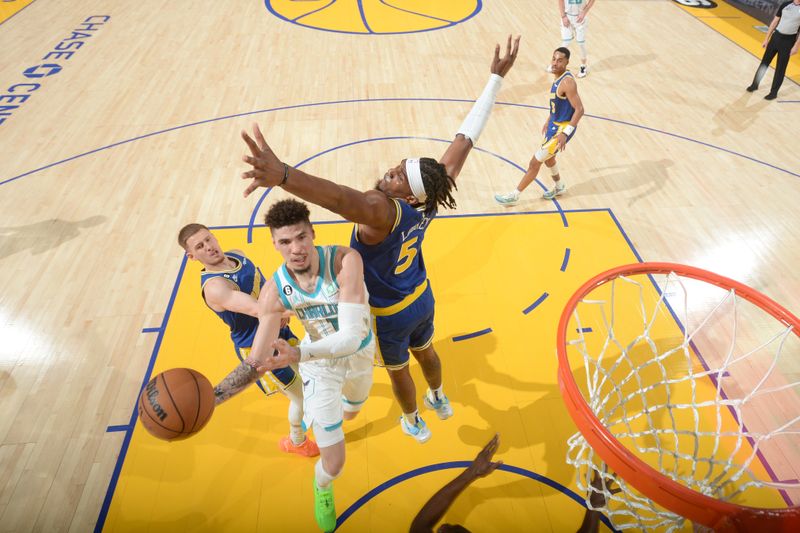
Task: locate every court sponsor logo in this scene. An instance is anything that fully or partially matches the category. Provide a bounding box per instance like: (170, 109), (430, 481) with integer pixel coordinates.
(672, 0), (717, 7)
(0, 15), (110, 127)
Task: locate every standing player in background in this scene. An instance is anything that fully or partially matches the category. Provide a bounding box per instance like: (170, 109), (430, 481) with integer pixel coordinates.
(496, 47), (584, 205)
(549, 0), (596, 78)
(212, 200), (375, 532)
(178, 223), (319, 457)
(236, 36), (520, 444)
(745, 0), (800, 100)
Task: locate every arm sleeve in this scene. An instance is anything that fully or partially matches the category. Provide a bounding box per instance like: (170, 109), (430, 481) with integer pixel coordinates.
(299, 302), (371, 360)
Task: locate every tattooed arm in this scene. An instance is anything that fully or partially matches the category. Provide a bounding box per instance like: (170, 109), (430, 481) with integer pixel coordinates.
(213, 279), (286, 405)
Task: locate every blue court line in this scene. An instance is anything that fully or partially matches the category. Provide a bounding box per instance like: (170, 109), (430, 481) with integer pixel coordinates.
(577, 327), (592, 333)
(265, 0), (481, 36)
(560, 248), (571, 272)
(93, 254), (188, 533)
(452, 328), (492, 342)
(379, 0), (455, 24)
(106, 425), (130, 433)
(0, 0), (40, 28)
(334, 461), (618, 532)
(292, 0), (335, 22)
(5, 98), (798, 190)
(523, 292), (549, 315)
(141, 327), (160, 333)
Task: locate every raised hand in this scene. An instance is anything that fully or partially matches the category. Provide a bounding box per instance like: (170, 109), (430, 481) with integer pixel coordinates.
(466, 433), (504, 479)
(240, 123), (286, 198)
(588, 468), (621, 509)
(491, 35), (521, 78)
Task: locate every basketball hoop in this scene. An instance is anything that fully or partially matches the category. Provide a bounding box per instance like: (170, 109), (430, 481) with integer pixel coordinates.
(557, 262), (800, 531)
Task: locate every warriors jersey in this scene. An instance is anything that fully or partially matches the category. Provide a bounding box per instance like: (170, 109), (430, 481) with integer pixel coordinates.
(549, 71), (576, 127)
(350, 199), (433, 313)
(200, 251), (263, 349)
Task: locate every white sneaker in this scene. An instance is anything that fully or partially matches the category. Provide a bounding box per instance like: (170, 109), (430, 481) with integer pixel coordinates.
(494, 191), (519, 206)
(400, 416), (431, 444)
(577, 64), (588, 78)
(423, 391), (453, 420)
(542, 183), (566, 200)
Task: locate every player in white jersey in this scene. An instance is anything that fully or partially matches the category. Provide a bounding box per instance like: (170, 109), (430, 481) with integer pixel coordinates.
(554, 0), (596, 78)
(213, 199), (374, 533)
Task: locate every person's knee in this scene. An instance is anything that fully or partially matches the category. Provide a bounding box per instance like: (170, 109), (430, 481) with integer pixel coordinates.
(322, 453), (345, 476)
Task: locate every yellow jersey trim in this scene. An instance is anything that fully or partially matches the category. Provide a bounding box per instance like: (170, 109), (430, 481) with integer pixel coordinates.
(371, 279), (429, 317)
(354, 198), (402, 243)
(200, 255), (243, 292)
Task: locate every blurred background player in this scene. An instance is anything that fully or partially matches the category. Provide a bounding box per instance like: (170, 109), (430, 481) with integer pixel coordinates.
(237, 36), (520, 445)
(496, 47), (584, 205)
(212, 200), (375, 532)
(178, 223), (318, 457)
(547, 0), (596, 78)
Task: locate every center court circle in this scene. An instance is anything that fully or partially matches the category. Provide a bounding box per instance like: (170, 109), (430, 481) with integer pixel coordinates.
(265, 0), (481, 35)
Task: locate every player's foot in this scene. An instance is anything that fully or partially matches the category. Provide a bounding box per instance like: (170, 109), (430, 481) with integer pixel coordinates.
(279, 436), (320, 457)
(746, 83), (758, 92)
(400, 415), (432, 443)
(578, 64), (588, 78)
(543, 183), (566, 200)
(494, 191), (520, 206)
(313, 481), (336, 532)
(424, 390), (453, 420)
(765, 92), (778, 100)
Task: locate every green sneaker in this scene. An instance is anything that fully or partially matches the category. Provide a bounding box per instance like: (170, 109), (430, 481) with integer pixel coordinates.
(314, 481), (336, 532)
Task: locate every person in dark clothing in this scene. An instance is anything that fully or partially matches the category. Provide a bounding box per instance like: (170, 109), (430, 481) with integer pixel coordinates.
(746, 0), (800, 100)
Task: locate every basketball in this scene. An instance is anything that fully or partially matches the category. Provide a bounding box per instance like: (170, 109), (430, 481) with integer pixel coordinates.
(137, 368), (215, 441)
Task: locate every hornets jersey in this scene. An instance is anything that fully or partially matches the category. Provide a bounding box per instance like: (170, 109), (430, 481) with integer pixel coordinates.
(273, 245), (371, 350)
(350, 199), (432, 311)
(200, 251), (263, 349)
(549, 71), (576, 127)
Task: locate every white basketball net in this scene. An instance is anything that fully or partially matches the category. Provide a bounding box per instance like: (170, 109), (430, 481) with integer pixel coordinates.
(564, 270), (800, 532)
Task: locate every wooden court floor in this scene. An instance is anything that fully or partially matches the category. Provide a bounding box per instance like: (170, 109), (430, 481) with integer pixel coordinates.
(1, 1), (799, 532)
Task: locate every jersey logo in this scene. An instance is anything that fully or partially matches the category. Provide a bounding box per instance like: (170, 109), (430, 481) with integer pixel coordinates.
(283, 285), (293, 296)
(323, 284), (338, 297)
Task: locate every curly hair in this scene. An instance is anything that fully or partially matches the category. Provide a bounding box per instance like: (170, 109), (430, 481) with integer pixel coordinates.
(419, 157), (457, 216)
(264, 199), (312, 231)
(177, 223), (209, 249)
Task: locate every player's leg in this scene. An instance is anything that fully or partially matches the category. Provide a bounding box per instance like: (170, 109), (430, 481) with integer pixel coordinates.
(408, 289), (452, 420)
(341, 340), (375, 421)
(542, 156), (565, 200)
(575, 18), (588, 78)
(375, 312), (432, 443)
(302, 362), (348, 532)
(273, 366), (320, 457)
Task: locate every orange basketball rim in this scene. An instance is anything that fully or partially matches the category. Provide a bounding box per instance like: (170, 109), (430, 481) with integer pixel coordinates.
(557, 262), (800, 531)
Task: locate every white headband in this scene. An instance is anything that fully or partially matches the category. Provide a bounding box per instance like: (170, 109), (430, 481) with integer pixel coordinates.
(405, 158), (427, 203)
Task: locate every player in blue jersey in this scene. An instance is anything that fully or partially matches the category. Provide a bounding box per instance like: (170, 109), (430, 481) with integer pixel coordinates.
(236, 36), (520, 444)
(212, 200), (375, 532)
(178, 223), (319, 457)
(495, 47), (585, 205)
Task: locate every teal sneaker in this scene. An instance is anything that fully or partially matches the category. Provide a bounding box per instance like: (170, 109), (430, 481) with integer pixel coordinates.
(542, 183), (566, 200)
(423, 391), (453, 420)
(400, 415), (432, 443)
(313, 481), (336, 532)
(494, 191), (520, 206)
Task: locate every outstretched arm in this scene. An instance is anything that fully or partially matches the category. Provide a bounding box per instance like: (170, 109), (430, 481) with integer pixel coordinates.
(240, 125), (396, 233)
(203, 277), (260, 317)
(440, 35), (520, 181)
(410, 434), (503, 533)
(213, 280), (285, 404)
